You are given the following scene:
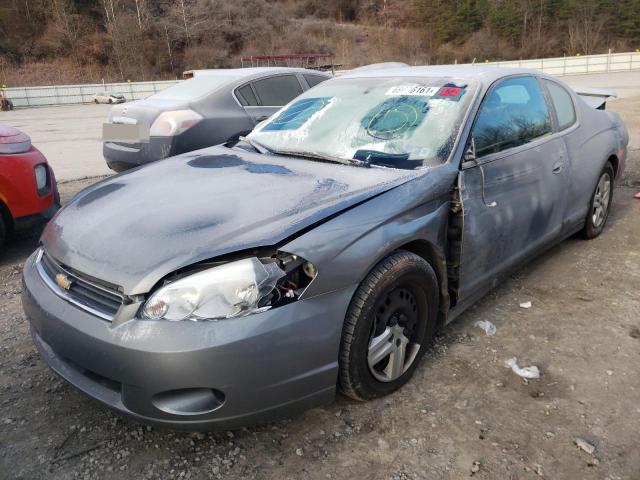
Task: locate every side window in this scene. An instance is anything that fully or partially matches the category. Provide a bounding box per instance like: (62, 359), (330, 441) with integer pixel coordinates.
(252, 75), (303, 106)
(303, 74), (328, 88)
(544, 80), (576, 130)
(236, 84), (258, 106)
(473, 76), (552, 158)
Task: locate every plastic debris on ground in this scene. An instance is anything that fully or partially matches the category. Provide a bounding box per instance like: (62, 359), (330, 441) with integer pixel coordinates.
(474, 320), (496, 336)
(505, 357), (540, 379)
(519, 301), (532, 309)
(574, 437), (596, 455)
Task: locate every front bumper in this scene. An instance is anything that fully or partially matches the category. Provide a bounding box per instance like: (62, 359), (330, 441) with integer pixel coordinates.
(22, 252), (353, 430)
(103, 137), (175, 172)
(14, 173), (60, 232)
(14, 202), (59, 232)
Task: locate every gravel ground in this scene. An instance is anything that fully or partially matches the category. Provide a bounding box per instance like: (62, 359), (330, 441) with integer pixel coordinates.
(1, 99), (639, 480)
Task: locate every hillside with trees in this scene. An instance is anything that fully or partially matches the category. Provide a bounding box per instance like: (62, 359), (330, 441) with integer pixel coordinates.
(1, 0), (639, 86)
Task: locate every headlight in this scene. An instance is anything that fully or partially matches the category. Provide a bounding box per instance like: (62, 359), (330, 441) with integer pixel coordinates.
(142, 257), (285, 321)
(149, 109), (203, 137)
(34, 164), (48, 192)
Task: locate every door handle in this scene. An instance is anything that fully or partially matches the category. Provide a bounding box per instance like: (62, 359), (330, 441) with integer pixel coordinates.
(256, 115), (269, 122)
(552, 162), (563, 174)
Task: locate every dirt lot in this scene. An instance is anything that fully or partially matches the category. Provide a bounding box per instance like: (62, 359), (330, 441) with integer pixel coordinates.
(1, 99), (639, 480)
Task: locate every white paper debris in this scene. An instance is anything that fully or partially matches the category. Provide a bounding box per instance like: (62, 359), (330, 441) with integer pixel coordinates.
(474, 320), (496, 336)
(519, 301), (532, 309)
(505, 357), (540, 379)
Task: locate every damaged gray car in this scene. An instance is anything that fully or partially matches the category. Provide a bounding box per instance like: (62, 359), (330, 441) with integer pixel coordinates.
(22, 66), (628, 430)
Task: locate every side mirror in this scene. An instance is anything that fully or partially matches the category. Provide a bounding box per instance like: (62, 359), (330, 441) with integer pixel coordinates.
(464, 136), (477, 163)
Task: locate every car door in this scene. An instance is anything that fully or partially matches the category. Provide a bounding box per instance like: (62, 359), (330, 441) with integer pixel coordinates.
(235, 74), (304, 124)
(457, 75), (569, 300)
(541, 78), (587, 231)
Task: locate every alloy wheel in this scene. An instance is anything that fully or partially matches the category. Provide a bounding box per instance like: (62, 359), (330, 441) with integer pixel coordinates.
(367, 286), (422, 382)
(592, 172), (611, 228)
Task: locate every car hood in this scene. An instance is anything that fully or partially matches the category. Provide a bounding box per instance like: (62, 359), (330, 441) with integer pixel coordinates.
(42, 146), (416, 294)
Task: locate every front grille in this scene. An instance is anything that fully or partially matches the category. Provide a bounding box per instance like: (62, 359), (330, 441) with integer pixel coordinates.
(36, 249), (124, 321)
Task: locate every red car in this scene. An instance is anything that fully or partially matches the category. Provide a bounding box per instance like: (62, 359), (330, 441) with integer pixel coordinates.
(0, 124), (59, 248)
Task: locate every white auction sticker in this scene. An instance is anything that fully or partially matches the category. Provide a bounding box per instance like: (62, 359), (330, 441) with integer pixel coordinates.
(385, 85), (439, 96)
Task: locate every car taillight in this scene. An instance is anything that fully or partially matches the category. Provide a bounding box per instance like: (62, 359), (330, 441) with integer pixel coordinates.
(149, 110), (203, 137)
(0, 131), (31, 154)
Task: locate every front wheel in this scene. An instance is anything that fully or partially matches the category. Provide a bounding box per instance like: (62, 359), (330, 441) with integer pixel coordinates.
(339, 251), (439, 401)
(582, 163), (614, 239)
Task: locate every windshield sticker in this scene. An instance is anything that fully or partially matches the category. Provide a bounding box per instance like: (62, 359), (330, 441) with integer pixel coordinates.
(435, 84), (467, 101)
(262, 97), (332, 131)
(385, 85), (440, 96)
(361, 96), (429, 140)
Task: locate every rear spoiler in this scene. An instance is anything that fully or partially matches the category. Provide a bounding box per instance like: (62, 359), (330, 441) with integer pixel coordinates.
(572, 87), (617, 110)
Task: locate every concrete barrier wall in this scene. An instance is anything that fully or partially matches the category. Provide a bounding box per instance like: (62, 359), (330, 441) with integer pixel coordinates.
(481, 51), (640, 76)
(5, 51), (640, 107)
(4, 80), (179, 108)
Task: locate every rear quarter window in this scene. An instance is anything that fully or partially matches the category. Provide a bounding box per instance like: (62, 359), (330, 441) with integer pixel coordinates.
(544, 80), (576, 130)
(236, 84), (259, 106)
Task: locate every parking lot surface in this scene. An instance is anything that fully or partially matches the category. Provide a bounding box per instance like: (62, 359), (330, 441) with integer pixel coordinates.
(0, 104), (112, 181)
(1, 79), (639, 480)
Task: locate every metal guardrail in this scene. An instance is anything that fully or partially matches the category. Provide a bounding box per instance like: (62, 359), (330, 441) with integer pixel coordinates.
(3, 80), (179, 108)
(3, 51), (639, 108)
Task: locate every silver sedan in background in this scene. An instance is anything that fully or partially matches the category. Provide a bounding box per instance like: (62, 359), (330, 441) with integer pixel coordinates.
(102, 67), (331, 172)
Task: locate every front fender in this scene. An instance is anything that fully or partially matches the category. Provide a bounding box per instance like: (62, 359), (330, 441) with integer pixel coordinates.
(282, 165), (456, 299)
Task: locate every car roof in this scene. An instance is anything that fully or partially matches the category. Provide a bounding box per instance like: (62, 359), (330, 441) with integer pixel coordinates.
(193, 67), (332, 80)
(340, 65), (541, 87)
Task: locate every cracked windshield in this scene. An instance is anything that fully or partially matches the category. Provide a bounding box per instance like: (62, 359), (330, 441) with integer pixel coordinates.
(247, 76), (477, 169)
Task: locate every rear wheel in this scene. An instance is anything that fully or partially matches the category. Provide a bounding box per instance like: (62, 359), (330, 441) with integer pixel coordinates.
(94, 99), (99, 104)
(339, 251), (439, 401)
(582, 163), (614, 239)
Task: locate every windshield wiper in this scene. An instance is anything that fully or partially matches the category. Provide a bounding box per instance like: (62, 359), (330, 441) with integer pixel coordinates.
(267, 149), (357, 167)
(238, 136), (272, 155)
(238, 139), (372, 168)
(352, 150), (415, 169)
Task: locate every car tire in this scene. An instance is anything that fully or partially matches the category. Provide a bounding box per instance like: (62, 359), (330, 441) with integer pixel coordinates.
(94, 99), (99, 104)
(339, 250), (439, 401)
(581, 162), (614, 239)
(108, 99), (113, 104)
(0, 215), (6, 250)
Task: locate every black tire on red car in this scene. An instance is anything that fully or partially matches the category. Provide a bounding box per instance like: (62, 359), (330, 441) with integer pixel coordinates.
(0, 215), (6, 249)
(582, 162), (615, 239)
(339, 251), (439, 401)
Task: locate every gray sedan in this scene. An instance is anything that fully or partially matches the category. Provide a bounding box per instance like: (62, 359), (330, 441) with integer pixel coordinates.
(102, 67), (331, 172)
(22, 66), (628, 430)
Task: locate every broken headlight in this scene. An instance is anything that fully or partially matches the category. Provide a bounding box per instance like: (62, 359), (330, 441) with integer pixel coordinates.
(141, 254), (316, 322)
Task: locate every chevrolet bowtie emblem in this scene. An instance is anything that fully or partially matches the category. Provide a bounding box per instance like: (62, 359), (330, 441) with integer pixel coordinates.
(55, 273), (72, 291)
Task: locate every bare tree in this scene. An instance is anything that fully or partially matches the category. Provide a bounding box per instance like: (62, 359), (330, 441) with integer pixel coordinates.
(180, 0), (190, 43)
(164, 24), (175, 74)
(567, 0), (606, 54)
